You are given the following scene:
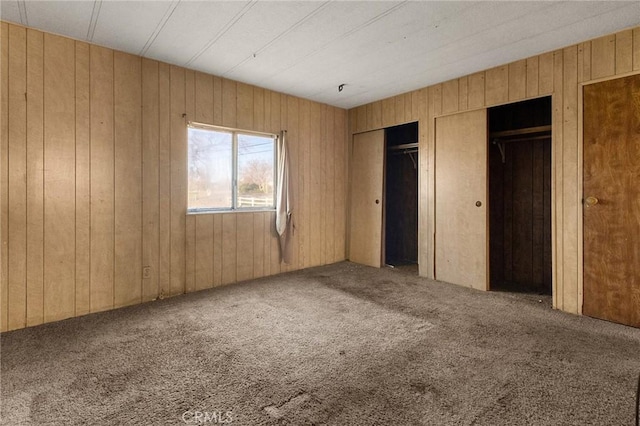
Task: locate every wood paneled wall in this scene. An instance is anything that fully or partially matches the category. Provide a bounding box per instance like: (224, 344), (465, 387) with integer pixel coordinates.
(489, 139), (552, 293)
(0, 22), (348, 332)
(349, 26), (640, 314)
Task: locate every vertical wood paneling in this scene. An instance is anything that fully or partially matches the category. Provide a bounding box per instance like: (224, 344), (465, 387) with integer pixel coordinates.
(508, 60), (527, 101)
(404, 93), (412, 123)
(222, 79), (237, 128)
(432, 84), (442, 116)
(552, 49), (563, 310)
(615, 30), (633, 74)
(221, 214), (237, 284)
(371, 101), (382, 130)
(213, 76), (222, 126)
(299, 99), (311, 268)
(114, 52), (142, 308)
(458, 77), (468, 111)
(186, 69), (195, 132)
(319, 105), (327, 265)
(382, 97), (395, 127)
(1, 22), (8, 331)
(89, 44), (114, 313)
(411, 91), (421, 121)
(425, 85), (440, 277)
(562, 46), (578, 314)
(263, 91), (272, 133)
(43, 33), (75, 323)
(417, 88), (429, 277)
(590, 34), (615, 79)
(253, 87), (264, 132)
(538, 52), (554, 94)
(577, 43), (586, 83)
(142, 59), (160, 302)
(74, 41), (90, 316)
(236, 82), (253, 129)
(185, 215), (196, 293)
(582, 42), (592, 82)
(236, 213), (254, 281)
(348, 25), (640, 316)
(262, 213), (271, 276)
(8, 25), (27, 329)
(195, 215), (214, 290)
(325, 107), (335, 264)
(442, 79), (459, 114)
(334, 109), (347, 262)
(2, 21), (351, 331)
(169, 66), (186, 296)
(184, 71), (196, 294)
(468, 72), (485, 109)
(310, 102), (322, 266)
(365, 103), (374, 131)
(195, 72), (213, 124)
(394, 95), (405, 123)
(485, 65), (508, 106)
(253, 213), (265, 278)
(158, 63), (171, 297)
(26, 29), (45, 326)
(11, 21), (639, 329)
(526, 57), (539, 98)
(213, 214), (223, 286)
(355, 105), (366, 133)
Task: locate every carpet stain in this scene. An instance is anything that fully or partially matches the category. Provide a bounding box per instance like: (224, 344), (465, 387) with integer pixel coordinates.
(263, 391), (328, 423)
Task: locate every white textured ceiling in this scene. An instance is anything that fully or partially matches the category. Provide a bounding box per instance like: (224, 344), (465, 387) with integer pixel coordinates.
(1, 1), (639, 109)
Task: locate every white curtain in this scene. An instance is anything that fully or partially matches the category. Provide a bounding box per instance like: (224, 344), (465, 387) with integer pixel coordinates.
(276, 130), (293, 264)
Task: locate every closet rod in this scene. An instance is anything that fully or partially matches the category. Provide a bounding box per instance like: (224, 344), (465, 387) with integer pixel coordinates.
(389, 148), (418, 155)
(388, 142), (418, 151)
(489, 125), (551, 139)
(494, 134), (551, 144)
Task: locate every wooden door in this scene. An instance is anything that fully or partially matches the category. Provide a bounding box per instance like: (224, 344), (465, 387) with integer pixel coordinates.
(583, 74), (640, 328)
(435, 109), (488, 290)
(349, 130), (385, 267)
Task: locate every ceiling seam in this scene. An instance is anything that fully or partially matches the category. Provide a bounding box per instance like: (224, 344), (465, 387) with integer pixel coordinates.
(304, 1), (587, 106)
(221, 1), (333, 77)
(139, 0), (181, 57)
(335, 3), (638, 109)
(18, 0), (28, 26)
(86, 0), (102, 42)
(255, 0), (410, 86)
(184, 0), (258, 68)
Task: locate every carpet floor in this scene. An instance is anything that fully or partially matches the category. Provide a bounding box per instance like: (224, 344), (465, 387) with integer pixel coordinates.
(2, 262), (639, 425)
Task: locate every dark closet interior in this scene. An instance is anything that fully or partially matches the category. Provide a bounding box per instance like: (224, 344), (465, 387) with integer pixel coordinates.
(385, 122), (418, 267)
(489, 97), (552, 294)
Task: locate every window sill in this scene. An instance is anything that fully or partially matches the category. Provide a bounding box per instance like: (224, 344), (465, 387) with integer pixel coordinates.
(186, 208), (276, 216)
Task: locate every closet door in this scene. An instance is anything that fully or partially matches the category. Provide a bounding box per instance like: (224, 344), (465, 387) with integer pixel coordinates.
(435, 109), (488, 290)
(583, 74), (640, 328)
(349, 130), (385, 267)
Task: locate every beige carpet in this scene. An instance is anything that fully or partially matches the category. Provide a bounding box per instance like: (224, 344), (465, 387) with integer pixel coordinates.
(2, 262), (639, 425)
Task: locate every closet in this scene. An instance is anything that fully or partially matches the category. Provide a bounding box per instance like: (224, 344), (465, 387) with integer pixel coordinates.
(384, 123), (418, 268)
(488, 97), (552, 294)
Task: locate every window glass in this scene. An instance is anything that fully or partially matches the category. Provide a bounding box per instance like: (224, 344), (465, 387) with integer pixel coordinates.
(188, 128), (232, 210)
(237, 134), (275, 208)
(187, 125), (276, 212)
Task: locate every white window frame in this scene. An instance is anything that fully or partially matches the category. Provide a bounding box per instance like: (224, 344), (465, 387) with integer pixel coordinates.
(187, 122), (277, 213)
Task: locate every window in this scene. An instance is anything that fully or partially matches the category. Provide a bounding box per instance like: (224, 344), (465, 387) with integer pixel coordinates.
(188, 124), (276, 212)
